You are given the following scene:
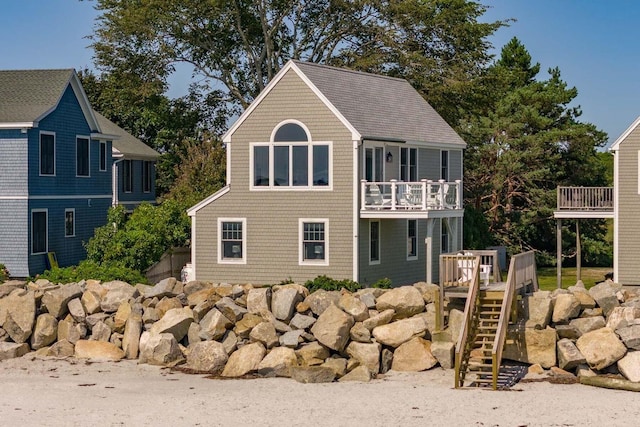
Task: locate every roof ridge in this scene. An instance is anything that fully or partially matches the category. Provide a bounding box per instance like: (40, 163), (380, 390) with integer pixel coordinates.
(292, 60), (408, 84)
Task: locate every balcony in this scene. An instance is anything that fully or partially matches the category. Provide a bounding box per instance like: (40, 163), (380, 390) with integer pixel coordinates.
(360, 179), (463, 218)
(554, 186), (614, 219)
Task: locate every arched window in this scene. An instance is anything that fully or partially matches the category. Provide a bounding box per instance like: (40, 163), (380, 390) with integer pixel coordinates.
(252, 121), (330, 189)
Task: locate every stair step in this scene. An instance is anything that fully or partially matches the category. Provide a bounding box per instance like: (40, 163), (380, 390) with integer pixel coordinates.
(476, 333), (496, 338)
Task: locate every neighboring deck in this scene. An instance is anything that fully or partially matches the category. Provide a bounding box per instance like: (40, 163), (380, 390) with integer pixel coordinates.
(553, 186), (614, 219)
(360, 179), (463, 218)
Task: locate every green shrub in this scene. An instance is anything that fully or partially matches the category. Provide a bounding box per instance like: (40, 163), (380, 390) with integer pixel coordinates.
(304, 275), (361, 293)
(370, 277), (392, 289)
(38, 260), (148, 285)
(0, 263), (7, 282)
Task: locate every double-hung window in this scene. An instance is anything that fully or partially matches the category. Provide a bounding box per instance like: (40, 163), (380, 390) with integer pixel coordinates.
(300, 219), (328, 265)
(407, 219), (417, 260)
(65, 209), (75, 237)
(441, 218), (450, 254)
(252, 121), (331, 189)
(441, 150), (449, 181)
(218, 218), (246, 263)
(76, 137), (90, 177)
(31, 209), (48, 254)
(400, 147), (417, 182)
(370, 220), (380, 264)
(40, 132), (55, 176)
(143, 161), (152, 193)
(99, 141), (107, 171)
(122, 160), (133, 193)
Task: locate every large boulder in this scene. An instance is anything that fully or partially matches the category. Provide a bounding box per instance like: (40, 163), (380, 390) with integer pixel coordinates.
(186, 341), (228, 372)
(290, 313), (316, 330)
(279, 330), (305, 348)
(74, 340), (125, 361)
(46, 340), (75, 358)
(362, 309), (394, 331)
(391, 337), (438, 372)
(557, 338), (586, 371)
(144, 278), (177, 299)
(304, 290), (340, 316)
(221, 342), (266, 377)
(338, 365), (373, 382)
(249, 321), (279, 349)
(346, 341), (381, 373)
(41, 283), (83, 318)
(149, 307), (194, 342)
(215, 297), (248, 323)
(290, 366), (336, 383)
(338, 294), (369, 322)
(606, 307), (640, 331)
(350, 322), (371, 343)
(0, 342), (30, 361)
(569, 288), (596, 310)
(30, 313), (58, 350)
(257, 347), (298, 377)
(271, 288), (303, 321)
(246, 288), (272, 314)
(57, 318), (85, 344)
(503, 326), (557, 368)
(138, 332), (184, 366)
(113, 302), (132, 334)
(576, 327), (627, 370)
(588, 282), (619, 316)
(80, 290), (102, 315)
(375, 286), (425, 319)
(617, 351), (640, 382)
(100, 283), (139, 313)
(552, 294), (581, 323)
(430, 341), (455, 369)
(311, 303), (354, 352)
(569, 316), (605, 337)
(523, 293), (553, 329)
(67, 298), (86, 323)
(296, 342), (330, 366)
(616, 325), (640, 350)
(372, 316), (428, 348)
(2, 290), (36, 343)
(234, 313), (264, 339)
(122, 313), (142, 359)
(199, 309), (233, 341)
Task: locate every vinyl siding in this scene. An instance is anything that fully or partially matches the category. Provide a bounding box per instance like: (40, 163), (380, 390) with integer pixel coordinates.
(0, 137), (28, 195)
(116, 159), (157, 209)
(0, 200), (28, 277)
(419, 148), (440, 181)
(194, 69), (354, 284)
(616, 125), (640, 285)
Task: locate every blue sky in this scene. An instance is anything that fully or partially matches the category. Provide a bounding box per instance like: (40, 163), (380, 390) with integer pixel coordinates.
(0, 0), (637, 146)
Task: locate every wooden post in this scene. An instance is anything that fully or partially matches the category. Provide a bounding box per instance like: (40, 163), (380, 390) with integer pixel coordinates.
(557, 219), (562, 289)
(576, 221), (581, 282)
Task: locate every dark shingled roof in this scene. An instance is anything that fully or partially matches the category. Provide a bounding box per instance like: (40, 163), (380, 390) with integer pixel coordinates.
(94, 111), (160, 160)
(293, 61), (465, 146)
(0, 69), (75, 123)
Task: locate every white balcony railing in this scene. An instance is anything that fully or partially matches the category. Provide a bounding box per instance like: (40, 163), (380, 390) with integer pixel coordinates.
(556, 186), (614, 211)
(360, 179), (462, 211)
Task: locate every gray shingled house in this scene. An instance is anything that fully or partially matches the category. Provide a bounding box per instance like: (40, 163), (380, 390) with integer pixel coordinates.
(188, 60), (466, 285)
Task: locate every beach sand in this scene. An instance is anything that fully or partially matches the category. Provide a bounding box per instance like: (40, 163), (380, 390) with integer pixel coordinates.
(0, 356), (637, 426)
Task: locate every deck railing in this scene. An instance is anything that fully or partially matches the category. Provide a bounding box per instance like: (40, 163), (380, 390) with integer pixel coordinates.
(360, 179), (462, 211)
(557, 186), (614, 211)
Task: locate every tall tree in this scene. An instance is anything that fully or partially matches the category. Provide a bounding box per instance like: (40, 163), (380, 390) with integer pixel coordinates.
(461, 37), (609, 263)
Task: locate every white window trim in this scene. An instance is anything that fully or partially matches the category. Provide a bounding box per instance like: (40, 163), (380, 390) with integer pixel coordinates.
(369, 219), (381, 265)
(299, 218), (329, 266)
(362, 142), (386, 182)
(99, 141), (107, 172)
(217, 218), (247, 264)
(65, 208), (75, 238)
(76, 135), (91, 178)
(249, 141), (333, 191)
(31, 208), (48, 255)
(407, 219), (418, 261)
(39, 131), (56, 177)
(399, 146), (419, 182)
(269, 119), (312, 142)
(440, 149), (450, 182)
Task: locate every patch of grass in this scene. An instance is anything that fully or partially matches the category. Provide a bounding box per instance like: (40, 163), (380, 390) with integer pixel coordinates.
(536, 266), (612, 291)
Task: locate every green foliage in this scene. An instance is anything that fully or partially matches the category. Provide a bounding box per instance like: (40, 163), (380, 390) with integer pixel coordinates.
(278, 277), (295, 285)
(304, 275), (361, 293)
(0, 263), (7, 282)
(85, 200), (191, 273)
(370, 277), (392, 289)
(38, 260), (148, 285)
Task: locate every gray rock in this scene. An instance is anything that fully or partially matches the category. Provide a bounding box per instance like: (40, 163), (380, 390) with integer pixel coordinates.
(249, 322), (279, 349)
(617, 351), (640, 382)
(503, 326), (557, 368)
(199, 308), (232, 341)
(246, 288), (272, 314)
(155, 297), (183, 318)
(569, 288), (596, 309)
(372, 316), (428, 348)
(552, 294), (581, 323)
(279, 329), (305, 348)
(338, 293), (369, 322)
(186, 288), (217, 308)
(311, 303), (354, 352)
(57, 318), (84, 344)
(113, 302), (132, 333)
(588, 282), (619, 316)
(258, 347), (297, 377)
(259, 309), (292, 333)
(290, 313), (316, 330)
(555, 324), (581, 340)
(413, 282), (441, 304)
(580, 308), (603, 318)
(430, 341), (455, 369)
(346, 341), (381, 373)
(339, 365), (373, 382)
(321, 358), (348, 378)
(2, 290), (35, 343)
(187, 322), (201, 347)
(304, 290), (340, 316)
(67, 298), (86, 323)
(357, 292), (376, 309)
(46, 339), (75, 358)
(101, 284), (138, 313)
(74, 339), (125, 361)
(0, 342), (30, 361)
(616, 325), (640, 350)
(375, 286), (425, 319)
(557, 338), (586, 370)
(122, 313), (142, 359)
(606, 307), (640, 331)
(233, 313), (263, 339)
(149, 307), (194, 342)
(290, 366), (336, 383)
(215, 297), (248, 323)
(192, 300), (214, 323)
(90, 321), (112, 342)
(30, 313), (58, 350)
(349, 322), (371, 343)
(186, 340), (228, 372)
(142, 307), (160, 325)
(381, 348), (394, 374)
(145, 277), (177, 299)
(523, 293), (553, 329)
(296, 341), (330, 366)
(41, 283), (83, 318)
(271, 288), (303, 321)
(570, 316), (606, 336)
(362, 309), (394, 331)
(576, 327), (627, 370)
(445, 309), (464, 342)
(138, 332), (184, 366)
(392, 337), (438, 371)
(183, 281), (212, 296)
(221, 342), (266, 377)
(221, 331), (238, 355)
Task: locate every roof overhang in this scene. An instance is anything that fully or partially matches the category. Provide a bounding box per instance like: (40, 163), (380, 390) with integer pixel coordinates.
(187, 185), (231, 217)
(0, 122), (36, 129)
(610, 115), (640, 152)
(91, 132), (120, 140)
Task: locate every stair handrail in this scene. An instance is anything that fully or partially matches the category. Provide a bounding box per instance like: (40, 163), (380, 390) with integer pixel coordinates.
(491, 250), (538, 389)
(454, 255), (481, 388)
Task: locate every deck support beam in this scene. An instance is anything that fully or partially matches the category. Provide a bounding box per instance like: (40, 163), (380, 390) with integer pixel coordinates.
(576, 221), (581, 282)
(557, 219), (562, 289)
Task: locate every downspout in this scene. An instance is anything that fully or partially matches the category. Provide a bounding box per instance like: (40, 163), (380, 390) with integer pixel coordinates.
(353, 138), (362, 282)
(112, 158), (124, 207)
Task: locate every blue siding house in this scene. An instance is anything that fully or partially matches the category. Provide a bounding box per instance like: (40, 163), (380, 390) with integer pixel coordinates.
(0, 69), (159, 277)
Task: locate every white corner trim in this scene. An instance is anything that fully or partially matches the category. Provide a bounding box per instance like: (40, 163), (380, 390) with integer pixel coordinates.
(352, 139), (360, 282)
(611, 115), (640, 151)
(613, 150), (619, 282)
(187, 185), (230, 216)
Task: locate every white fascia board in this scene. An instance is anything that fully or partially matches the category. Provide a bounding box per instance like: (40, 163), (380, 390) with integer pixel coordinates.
(387, 139), (467, 150)
(187, 185), (230, 217)
(610, 115), (640, 151)
(0, 122), (35, 129)
(91, 132), (120, 140)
